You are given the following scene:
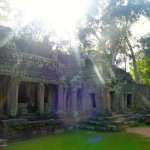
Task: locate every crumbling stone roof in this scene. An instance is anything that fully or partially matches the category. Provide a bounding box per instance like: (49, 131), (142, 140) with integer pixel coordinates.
(112, 65), (133, 83)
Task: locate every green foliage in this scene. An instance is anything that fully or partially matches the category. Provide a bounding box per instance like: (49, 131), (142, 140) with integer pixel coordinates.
(130, 35), (150, 84)
(0, 0), (12, 24)
(78, 0), (150, 69)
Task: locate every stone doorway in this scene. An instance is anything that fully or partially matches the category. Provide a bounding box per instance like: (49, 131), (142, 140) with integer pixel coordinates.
(110, 91), (115, 111)
(18, 82), (38, 115)
(50, 85), (58, 112)
(127, 94), (132, 108)
(90, 93), (96, 108)
(44, 84), (58, 113)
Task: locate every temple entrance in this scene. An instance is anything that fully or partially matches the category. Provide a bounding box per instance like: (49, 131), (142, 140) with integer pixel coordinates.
(18, 82), (38, 114)
(44, 84), (58, 112)
(90, 93), (96, 108)
(110, 91), (115, 111)
(0, 75), (9, 115)
(51, 85), (58, 112)
(77, 89), (82, 112)
(127, 94), (132, 108)
(18, 84), (26, 103)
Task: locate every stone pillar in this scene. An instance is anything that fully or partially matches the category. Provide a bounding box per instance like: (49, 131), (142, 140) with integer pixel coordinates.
(63, 88), (68, 114)
(95, 93), (100, 109)
(71, 88), (78, 117)
(37, 83), (44, 114)
(103, 87), (111, 111)
(106, 88), (111, 112)
(102, 88), (107, 110)
(57, 85), (64, 114)
(7, 76), (20, 116)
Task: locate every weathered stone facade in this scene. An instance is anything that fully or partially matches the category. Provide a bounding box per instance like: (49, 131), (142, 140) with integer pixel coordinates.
(0, 26), (149, 127)
(0, 45), (132, 120)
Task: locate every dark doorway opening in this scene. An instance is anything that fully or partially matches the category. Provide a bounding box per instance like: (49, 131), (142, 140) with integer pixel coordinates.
(18, 84), (26, 103)
(127, 94), (132, 108)
(110, 91), (115, 111)
(18, 82), (38, 114)
(44, 86), (48, 103)
(90, 93), (96, 108)
(51, 86), (58, 112)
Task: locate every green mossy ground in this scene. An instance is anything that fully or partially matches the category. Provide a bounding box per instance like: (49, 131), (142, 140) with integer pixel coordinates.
(7, 129), (150, 150)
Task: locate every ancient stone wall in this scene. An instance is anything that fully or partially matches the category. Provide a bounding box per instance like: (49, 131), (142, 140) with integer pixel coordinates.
(133, 84), (150, 111)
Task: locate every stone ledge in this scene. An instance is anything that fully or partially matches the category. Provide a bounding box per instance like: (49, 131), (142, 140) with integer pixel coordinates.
(0, 139), (7, 150)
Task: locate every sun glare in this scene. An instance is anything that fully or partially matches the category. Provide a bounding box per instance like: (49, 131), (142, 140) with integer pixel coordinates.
(131, 16), (150, 38)
(14, 0), (90, 33)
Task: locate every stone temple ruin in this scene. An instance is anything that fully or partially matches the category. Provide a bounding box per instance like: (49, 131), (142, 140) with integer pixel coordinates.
(0, 26), (150, 142)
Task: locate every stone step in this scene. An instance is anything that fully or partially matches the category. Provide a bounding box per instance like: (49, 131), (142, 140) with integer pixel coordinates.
(0, 139), (7, 150)
(87, 120), (107, 126)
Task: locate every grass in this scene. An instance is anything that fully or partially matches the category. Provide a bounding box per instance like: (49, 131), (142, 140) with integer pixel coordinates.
(137, 122), (150, 127)
(6, 129), (150, 150)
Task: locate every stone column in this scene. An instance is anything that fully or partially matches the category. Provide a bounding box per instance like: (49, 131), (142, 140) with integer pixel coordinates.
(106, 87), (111, 112)
(63, 87), (68, 114)
(114, 93), (119, 113)
(95, 93), (100, 109)
(57, 85), (64, 114)
(7, 76), (20, 116)
(102, 88), (107, 110)
(103, 87), (110, 111)
(37, 83), (44, 114)
(71, 88), (78, 117)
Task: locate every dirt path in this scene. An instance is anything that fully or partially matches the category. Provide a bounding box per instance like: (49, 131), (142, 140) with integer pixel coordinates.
(126, 127), (150, 137)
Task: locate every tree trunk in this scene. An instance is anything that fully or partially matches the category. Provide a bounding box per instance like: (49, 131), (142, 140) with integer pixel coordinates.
(93, 31), (108, 57)
(125, 35), (139, 83)
(111, 46), (118, 66)
(93, 30), (116, 79)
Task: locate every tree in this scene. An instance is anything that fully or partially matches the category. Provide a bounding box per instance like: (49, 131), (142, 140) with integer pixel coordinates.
(0, 25), (13, 47)
(78, 0), (150, 83)
(0, 0), (17, 27)
(131, 35), (150, 84)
